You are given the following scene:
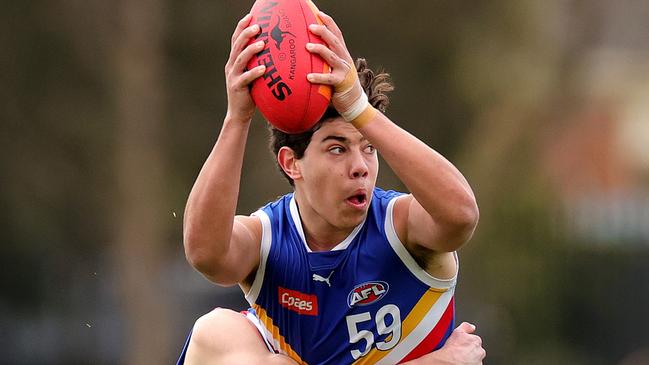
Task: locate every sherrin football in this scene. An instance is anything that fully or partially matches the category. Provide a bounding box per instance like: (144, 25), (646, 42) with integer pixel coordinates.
(248, 0), (332, 134)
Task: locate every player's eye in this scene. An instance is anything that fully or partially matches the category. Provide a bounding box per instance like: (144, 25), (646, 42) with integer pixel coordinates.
(364, 145), (376, 154)
(329, 146), (345, 155)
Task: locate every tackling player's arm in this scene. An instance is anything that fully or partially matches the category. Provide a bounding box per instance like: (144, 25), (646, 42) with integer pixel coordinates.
(402, 322), (485, 365)
(306, 12), (478, 255)
(183, 14), (267, 286)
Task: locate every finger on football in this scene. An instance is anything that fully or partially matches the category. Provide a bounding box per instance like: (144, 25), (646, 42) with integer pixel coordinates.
(231, 13), (252, 45)
(317, 11), (344, 41)
(233, 40), (265, 74)
(308, 24), (346, 56)
(305, 43), (345, 69)
(239, 65), (266, 87)
(229, 24), (261, 64)
(307, 72), (338, 86)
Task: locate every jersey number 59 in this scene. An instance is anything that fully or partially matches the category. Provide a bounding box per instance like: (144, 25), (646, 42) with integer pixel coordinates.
(346, 304), (402, 360)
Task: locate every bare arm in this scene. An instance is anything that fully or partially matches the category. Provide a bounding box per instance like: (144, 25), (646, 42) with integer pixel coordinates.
(402, 323), (486, 365)
(183, 14), (267, 285)
(306, 12), (478, 253)
(356, 112), (478, 252)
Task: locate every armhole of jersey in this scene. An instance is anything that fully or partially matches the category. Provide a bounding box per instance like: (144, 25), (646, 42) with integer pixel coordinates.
(384, 196), (459, 290)
(245, 210), (272, 305)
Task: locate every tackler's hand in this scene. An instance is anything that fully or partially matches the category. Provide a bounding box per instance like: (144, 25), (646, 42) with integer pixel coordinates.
(305, 12), (376, 128)
(225, 14), (266, 122)
(437, 322), (486, 365)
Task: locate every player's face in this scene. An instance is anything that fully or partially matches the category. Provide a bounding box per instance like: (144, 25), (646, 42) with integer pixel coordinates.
(295, 118), (379, 230)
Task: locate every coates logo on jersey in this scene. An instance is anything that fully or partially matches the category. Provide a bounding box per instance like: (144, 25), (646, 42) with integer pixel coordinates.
(347, 281), (389, 307)
(278, 287), (318, 316)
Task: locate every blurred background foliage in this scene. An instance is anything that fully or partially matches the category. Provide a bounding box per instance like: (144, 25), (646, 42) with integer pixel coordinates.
(1, 0), (648, 364)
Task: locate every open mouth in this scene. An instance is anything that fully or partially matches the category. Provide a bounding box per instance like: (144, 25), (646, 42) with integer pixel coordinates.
(346, 192), (368, 207)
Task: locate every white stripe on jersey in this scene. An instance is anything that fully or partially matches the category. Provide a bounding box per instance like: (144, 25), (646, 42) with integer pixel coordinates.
(375, 288), (454, 364)
(384, 196), (458, 289)
(245, 210), (272, 304)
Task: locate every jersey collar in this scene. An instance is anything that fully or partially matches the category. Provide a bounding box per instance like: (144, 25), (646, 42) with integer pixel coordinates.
(289, 196), (366, 252)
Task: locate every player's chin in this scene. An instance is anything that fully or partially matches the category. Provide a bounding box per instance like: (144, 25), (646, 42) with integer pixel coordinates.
(339, 206), (368, 226)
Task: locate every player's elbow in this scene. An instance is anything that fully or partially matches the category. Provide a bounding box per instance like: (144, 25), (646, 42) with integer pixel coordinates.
(184, 231), (220, 277)
(184, 246), (238, 286)
(441, 197), (479, 251)
(184, 237), (213, 274)
(184, 234), (242, 286)
(457, 196), (479, 233)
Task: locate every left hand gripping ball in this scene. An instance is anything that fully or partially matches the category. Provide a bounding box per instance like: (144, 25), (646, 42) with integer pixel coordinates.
(248, 0), (332, 134)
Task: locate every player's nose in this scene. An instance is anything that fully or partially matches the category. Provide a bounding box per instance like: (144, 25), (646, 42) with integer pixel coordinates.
(349, 150), (369, 179)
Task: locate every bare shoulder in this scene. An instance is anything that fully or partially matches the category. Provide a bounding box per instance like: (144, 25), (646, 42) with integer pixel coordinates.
(392, 195), (457, 280)
(234, 214), (262, 240)
(232, 214), (263, 263)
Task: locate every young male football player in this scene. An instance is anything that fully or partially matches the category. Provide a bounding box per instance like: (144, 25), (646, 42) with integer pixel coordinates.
(179, 11), (486, 365)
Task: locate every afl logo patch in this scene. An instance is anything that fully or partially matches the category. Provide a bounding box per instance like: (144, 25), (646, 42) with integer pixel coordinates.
(347, 281), (389, 307)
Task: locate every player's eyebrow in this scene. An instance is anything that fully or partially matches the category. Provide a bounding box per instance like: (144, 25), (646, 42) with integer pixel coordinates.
(320, 135), (369, 144)
(321, 135), (348, 144)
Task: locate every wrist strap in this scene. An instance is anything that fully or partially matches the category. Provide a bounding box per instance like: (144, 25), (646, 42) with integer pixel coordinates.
(351, 104), (377, 129)
(336, 64), (377, 128)
(340, 91), (368, 121)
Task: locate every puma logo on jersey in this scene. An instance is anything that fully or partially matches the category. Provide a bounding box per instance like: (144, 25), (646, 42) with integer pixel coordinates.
(312, 271), (334, 287)
(347, 281), (389, 307)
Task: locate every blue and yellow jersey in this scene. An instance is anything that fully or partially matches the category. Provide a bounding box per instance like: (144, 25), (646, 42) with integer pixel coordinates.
(245, 188), (458, 364)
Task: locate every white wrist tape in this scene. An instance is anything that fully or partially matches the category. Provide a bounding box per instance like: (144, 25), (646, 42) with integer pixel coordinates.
(340, 91), (369, 122)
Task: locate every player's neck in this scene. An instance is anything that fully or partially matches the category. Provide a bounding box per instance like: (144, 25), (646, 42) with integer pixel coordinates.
(304, 228), (349, 252)
(293, 192), (354, 252)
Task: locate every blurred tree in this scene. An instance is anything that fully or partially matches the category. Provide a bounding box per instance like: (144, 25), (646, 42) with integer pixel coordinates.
(112, 0), (172, 363)
(450, 0), (580, 363)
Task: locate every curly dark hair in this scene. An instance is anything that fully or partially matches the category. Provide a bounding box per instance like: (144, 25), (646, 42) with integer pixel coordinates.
(268, 58), (394, 186)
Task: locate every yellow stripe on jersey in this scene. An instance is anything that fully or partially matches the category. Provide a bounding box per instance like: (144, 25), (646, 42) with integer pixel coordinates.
(352, 288), (445, 365)
(252, 304), (307, 365)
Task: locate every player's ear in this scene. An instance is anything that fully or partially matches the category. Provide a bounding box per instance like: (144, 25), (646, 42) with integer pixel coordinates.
(278, 146), (303, 181)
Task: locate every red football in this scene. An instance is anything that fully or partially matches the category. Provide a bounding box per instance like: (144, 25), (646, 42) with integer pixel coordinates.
(248, 0), (332, 134)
